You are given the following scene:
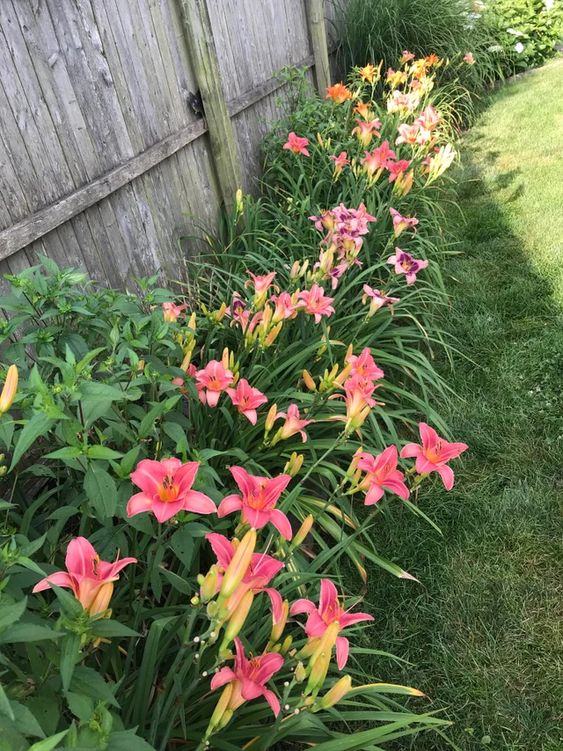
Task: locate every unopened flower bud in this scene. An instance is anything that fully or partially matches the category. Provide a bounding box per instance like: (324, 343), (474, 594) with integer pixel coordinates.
(292, 514), (314, 548)
(294, 661), (307, 683)
(0, 365), (18, 414)
(280, 634), (293, 653)
(265, 404), (278, 432)
(199, 564), (220, 603)
(207, 684), (234, 734)
(269, 599), (289, 644)
(220, 590), (254, 651)
(219, 529), (256, 600)
(302, 369), (317, 391)
(235, 188), (244, 216)
(316, 674), (353, 710)
(283, 452), (304, 478)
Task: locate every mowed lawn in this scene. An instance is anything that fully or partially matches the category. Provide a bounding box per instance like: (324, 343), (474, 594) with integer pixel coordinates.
(359, 60), (563, 750)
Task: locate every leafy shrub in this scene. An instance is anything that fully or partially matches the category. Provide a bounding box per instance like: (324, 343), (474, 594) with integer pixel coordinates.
(481, 0), (563, 73)
(0, 58), (466, 750)
(335, 0), (504, 114)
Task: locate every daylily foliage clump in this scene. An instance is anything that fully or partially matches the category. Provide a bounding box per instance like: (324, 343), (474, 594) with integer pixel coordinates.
(0, 57), (465, 750)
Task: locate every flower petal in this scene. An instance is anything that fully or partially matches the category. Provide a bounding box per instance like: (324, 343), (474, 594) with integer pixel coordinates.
(206, 533), (235, 568)
(437, 464), (455, 490)
(269, 509), (293, 540)
(210, 666), (235, 691)
(152, 499), (185, 524)
(130, 459), (168, 495)
(126, 492), (153, 518)
(65, 537), (97, 578)
(32, 571), (74, 593)
(217, 494), (243, 518)
(336, 636), (350, 669)
(319, 579), (339, 616)
(183, 490), (216, 515)
(262, 688), (281, 717)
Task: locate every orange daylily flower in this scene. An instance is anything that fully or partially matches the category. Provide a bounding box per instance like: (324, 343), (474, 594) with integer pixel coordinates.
(326, 82), (353, 104)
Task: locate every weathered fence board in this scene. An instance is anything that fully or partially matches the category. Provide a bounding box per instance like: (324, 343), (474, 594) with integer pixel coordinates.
(0, 0), (333, 287)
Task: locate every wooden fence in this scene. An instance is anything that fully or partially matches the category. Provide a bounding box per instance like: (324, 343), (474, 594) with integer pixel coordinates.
(0, 0), (337, 288)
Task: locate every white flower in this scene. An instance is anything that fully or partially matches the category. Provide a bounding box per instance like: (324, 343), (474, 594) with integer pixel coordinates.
(544, 0), (554, 10)
(506, 27), (524, 36)
(514, 42), (525, 54)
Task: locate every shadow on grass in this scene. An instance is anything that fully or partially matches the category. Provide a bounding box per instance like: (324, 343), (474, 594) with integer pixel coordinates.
(354, 148), (563, 751)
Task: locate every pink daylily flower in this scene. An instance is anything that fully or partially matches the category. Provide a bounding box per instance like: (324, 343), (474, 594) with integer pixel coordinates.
(206, 533), (284, 621)
(352, 118), (382, 147)
(329, 150), (350, 176)
(362, 284), (400, 314)
(226, 379), (268, 425)
(291, 579), (374, 669)
(32, 537), (136, 615)
(283, 132), (310, 156)
(357, 446), (410, 504)
(127, 458), (216, 523)
(298, 284), (335, 323)
(162, 302), (186, 322)
(387, 248), (428, 285)
(218, 467), (293, 539)
(387, 159), (412, 183)
(400, 422), (468, 490)
(416, 105), (441, 131)
(387, 89), (421, 114)
(396, 122), (420, 145)
(361, 140), (396, 178)
(390, 207), (419, 237)
(464, 52), (475, 65)
(346, 348), (384, 381)
(211, 637), (284, 716)
(246, 271), (276, 296)
(270, 291), (298, 322)
(195, 360), (234, 407)
(274, 403), (313, 443)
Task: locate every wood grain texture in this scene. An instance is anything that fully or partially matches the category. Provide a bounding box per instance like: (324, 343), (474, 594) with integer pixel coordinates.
(0, 0), (333, 284)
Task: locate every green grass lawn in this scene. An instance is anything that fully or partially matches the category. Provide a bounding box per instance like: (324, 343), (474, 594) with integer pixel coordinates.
(358, 60), (563, 750)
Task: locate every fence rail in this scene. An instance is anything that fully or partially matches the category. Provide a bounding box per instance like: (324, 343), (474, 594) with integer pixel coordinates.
(0, 0), (335, 287)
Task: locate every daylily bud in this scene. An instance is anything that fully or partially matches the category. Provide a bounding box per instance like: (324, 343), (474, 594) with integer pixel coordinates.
(305, 648), (331, 696)
(294, 661), (307, 683)
(88, 582), (114, 616)
(290, 260), (301, 280)
(283, 452), (304, 478)
(187, 312), (197, 332)
(180, 351), (193, 372)
(316, 675), (353, 710)
(265, 403), (278, 432)
(292, 514), (314, 547)
(302, 369), (317, 391)
(310, 622), (339, 667)
(212, 302), (228, 322)
(199, 564), (219, 603)
(235, 188), (244, 216)
(334, 363), (352, 387)
(263, 321), (283, 347)
(208, 684), (234, 734)
(219, 529), (256, 600)
(0, 365), (18, 414)
(220, 590), (254, 651)
(280, 634), (293, 653)
(269, 599), (289, 644)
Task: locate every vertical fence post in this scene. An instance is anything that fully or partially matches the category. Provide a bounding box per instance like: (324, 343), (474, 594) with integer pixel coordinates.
(306, 0), (331, 96)
(179, 0), (242, 211)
